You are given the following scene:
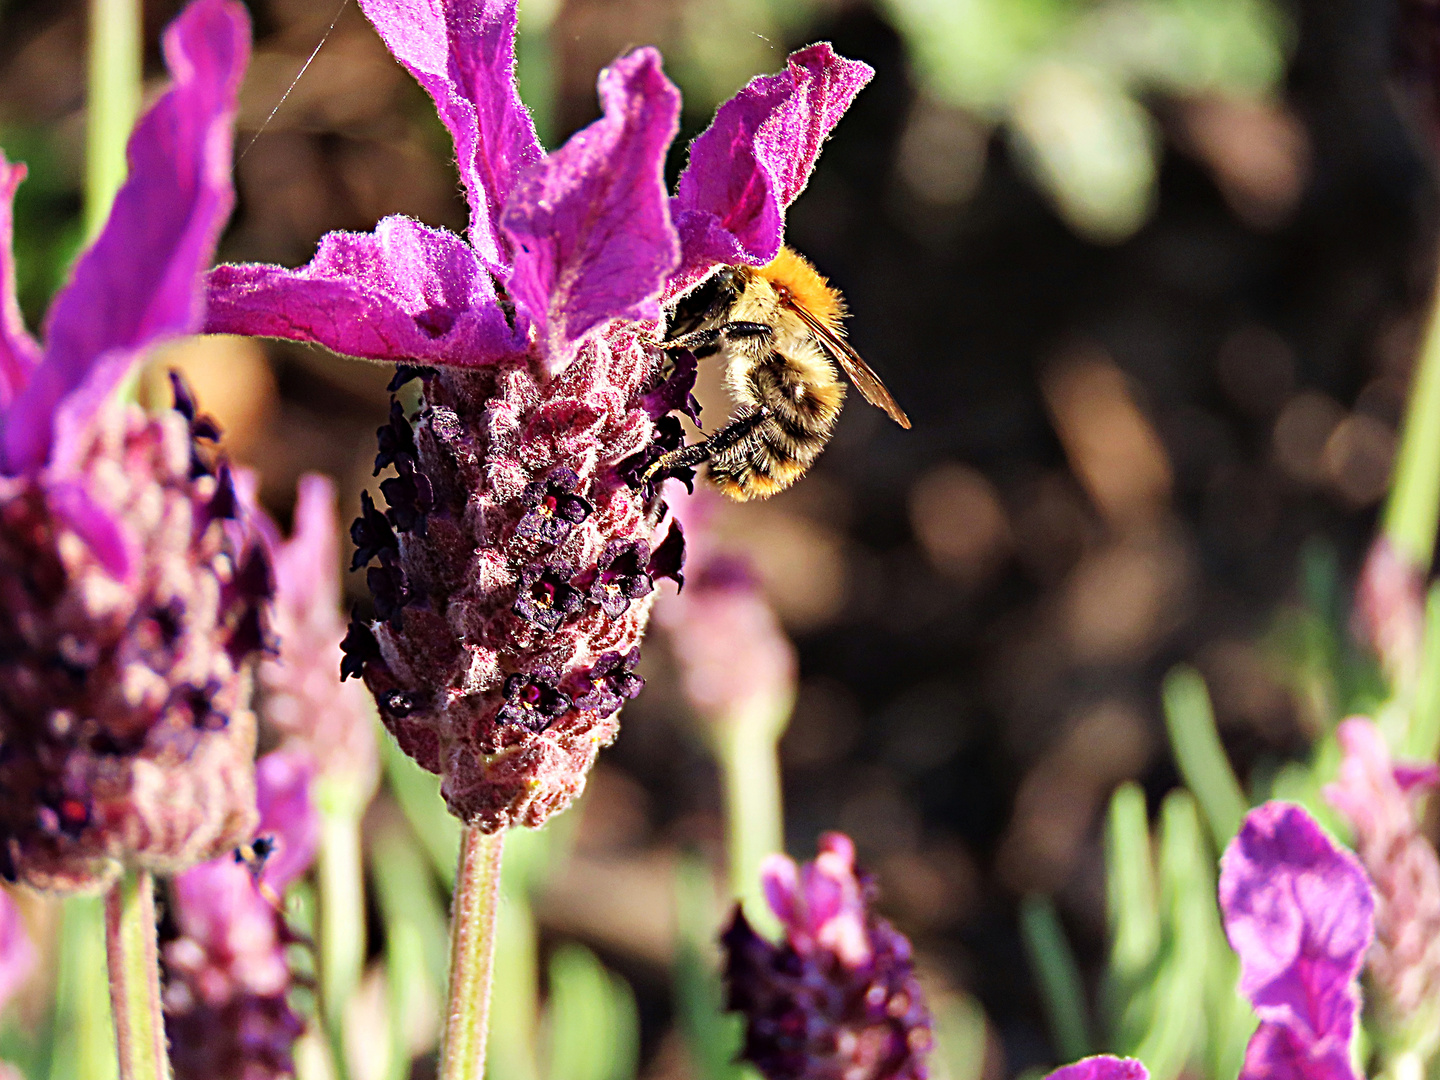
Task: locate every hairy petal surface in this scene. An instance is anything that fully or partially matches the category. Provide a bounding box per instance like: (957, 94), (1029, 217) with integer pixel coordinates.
(1046, 1058), (1150, 1080)
(357, 0), (542, 266)
(206, 216), (522, 367)
(502, 48), (681, 371)
(0, 155), (39, 408)
(671, 43), (873, 289)
(4, 0), (248, 474)
(1220, 802), (1374, 1080)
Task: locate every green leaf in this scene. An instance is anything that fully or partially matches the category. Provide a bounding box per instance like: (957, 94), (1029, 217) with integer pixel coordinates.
(1020, 894), (1090, 1062)
(1104, 782), (1159, 1051)
(541, 945), (640, 1080)
(381, 733), (461, 887)
(1162, 666), (1247, 848)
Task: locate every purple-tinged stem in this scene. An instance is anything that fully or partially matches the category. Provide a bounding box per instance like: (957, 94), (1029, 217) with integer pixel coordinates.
(104, 869), (170, 1080)
(440, 827), (506, 1080)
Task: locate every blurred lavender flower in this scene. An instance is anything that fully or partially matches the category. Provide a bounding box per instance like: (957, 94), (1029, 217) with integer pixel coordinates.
(1325, 717), (1440, 1059)
(1353, 537), (1426, 687)
(205, 0), (871, 830)
(1045, 1058), (1149, 1080)
(722, 832), (933, 1080)
(0, 888), (35, 1018)
(0, 0), (263, 892)
(1219, 802), (1375, 1080)
(255, 474), (377, 795)
(164, 750), (318, 1080)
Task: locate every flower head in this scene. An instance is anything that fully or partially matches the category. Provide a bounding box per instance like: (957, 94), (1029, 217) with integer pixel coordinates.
(255, 474), (378, 794)
(205, 0), (871, 830)
(1219, 802), (1375, 1080)
(1324, 718), (1440, 1053)
(163, 750), (318, 1080)
(722, 833), (933, 1080)
(0, 0), (260, 892)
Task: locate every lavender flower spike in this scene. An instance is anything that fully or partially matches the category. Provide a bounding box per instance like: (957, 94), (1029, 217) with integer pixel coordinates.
(0, 0), (265, 893)
(1325, 718), (1440, 1059)
(1220, 802), (1376, 1080)
(204, 0), (872, 831)
(722, 832), (933, 1080)
(164, 750), (319, 1080)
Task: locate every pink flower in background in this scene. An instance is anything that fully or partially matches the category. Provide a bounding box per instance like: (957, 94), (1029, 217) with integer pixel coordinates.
(722, 832), (933, 1080)
(1353, 537), (1426, 685)
(0, 889), (35, 1019)
(0, 0), (266, 892)
(1325, 718), (1440, 1042)
(255, 473), (377, 795)
(164, 751), (318, 1080)
(1220, 802), (1375, 1080)
(1045, 1058), (1149, 1080)
(205, 0), (871, 831)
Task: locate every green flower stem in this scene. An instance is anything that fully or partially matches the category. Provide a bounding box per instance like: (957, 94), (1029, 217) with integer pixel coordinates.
(104, 869), (170, 1080)
(317, 777), (368, 1076)
(85, 0), (142, 240)
(713, 693), (793, 939)
(1384, 268), (1440, 569)
(439, 826), (506, 1080)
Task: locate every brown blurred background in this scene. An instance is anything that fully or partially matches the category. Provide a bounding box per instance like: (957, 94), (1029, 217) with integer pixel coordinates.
(0, 0), (1433, 1072)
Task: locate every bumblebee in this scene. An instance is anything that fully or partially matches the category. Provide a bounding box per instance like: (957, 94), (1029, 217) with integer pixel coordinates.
(644, 247), (911, 501)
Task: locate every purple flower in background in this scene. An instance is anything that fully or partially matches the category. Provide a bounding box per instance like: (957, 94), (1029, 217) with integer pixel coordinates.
(205, 0), (872, 830)
(1220, 802), (1375, 1080)
(722, 832), (933, 1080)
(1045, 1058), (1149, 1080)
(0, 0), (264, 892)
(164, 751), (318, 1080)
(0, 889), (35, 1019)
(1325, 718), (1440, 1047)
(255, 474), (378, 794)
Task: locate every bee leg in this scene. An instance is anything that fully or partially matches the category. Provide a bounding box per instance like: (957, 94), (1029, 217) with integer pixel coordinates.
(662, 322), (773, 352)
(642, 407), (771, 482)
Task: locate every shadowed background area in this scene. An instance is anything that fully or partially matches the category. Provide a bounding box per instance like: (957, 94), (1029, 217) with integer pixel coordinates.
(0, 0), (1432, 1074)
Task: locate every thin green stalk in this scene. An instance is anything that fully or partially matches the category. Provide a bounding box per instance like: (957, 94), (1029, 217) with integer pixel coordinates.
(85, 0), (142, 239)
(1386, 266), (1440, 569)
(316, 778), (367, 1077)
(1020, 893), (1091, 1063)
(1161, 666), (1247, 849)
(439, 826), (505, 1080)
(104, 869), (169, 1080)
(713, 700), (790, 938)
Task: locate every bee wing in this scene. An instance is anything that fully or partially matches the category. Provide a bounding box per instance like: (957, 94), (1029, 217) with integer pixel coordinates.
(790, 303), (912, 429)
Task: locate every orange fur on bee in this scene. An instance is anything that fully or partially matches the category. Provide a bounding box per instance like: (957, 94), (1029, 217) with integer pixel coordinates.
(756, 247), (845, 329)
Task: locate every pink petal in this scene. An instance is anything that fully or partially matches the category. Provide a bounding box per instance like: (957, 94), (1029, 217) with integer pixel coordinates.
(45, 478), (132, 580)
(502, 48), (681, 372)
(3, 0), (249, 474)
(271, 473), (340, 617)
(1239, 1021), (1360, 1080)
(760, 852), (801, 927)
(670, 44), (873, 291)
(1219, 802), (1373, 1047)
(0, 153), (40, 408)
(0, 888), (36, 1017)
(254, 750), (319, 892)
(356, 0), (542, 268)
(205, 216), (522, 366)
(1046, 1057), (1150, 1080)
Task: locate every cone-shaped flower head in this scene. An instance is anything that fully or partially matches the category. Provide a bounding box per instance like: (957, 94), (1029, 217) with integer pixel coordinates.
(1324, 718), (1440, 1055)
(0, 0), (262, 892)
(164, 750), (318, 1080)
(255, 474), (377, 796)
(1220, 802), (1375, 1080)
(204, 0), (872, 831)
(722, 832), (933, 1080)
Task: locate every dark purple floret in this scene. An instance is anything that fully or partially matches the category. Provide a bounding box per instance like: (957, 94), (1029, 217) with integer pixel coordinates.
(513, 562), (584, 631)
(588, 541), (654, 617)
(368, 556), (420, 630)
(339, 613), (381, 681)
(169, 370), (221, 442)
(619, 414), (695, 498)
(515, 469), (593, 545)
(374, 399), (417, 475)
(648, 519), (686, 590)
(497, 669), (571, 733)
(350, 491), (398, 570)
(571, 649), (644, 715)
(639, 350), (702, 425)
(387, 364), (438, 393)
(381, 462), (434, 535)
(205, 461), (238, 523)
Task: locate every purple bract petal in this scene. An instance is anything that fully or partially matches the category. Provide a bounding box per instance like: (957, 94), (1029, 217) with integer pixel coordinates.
(1238, 1021), (1357, 1080)
(45, 478), (132, 580)
(671, 43), (873, 291)
(0, 154), (40, 409)
(252, 751), (318, 893)
(502, 48), (681, 371)
(1045, 1057), (1150, 1080)
(356, 0), (542, 268)
(206, 215), (522, 367)
(3, 0), (249, 474)
(1220, 802), (1373, 1078)
(761, 831), (870, 968)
